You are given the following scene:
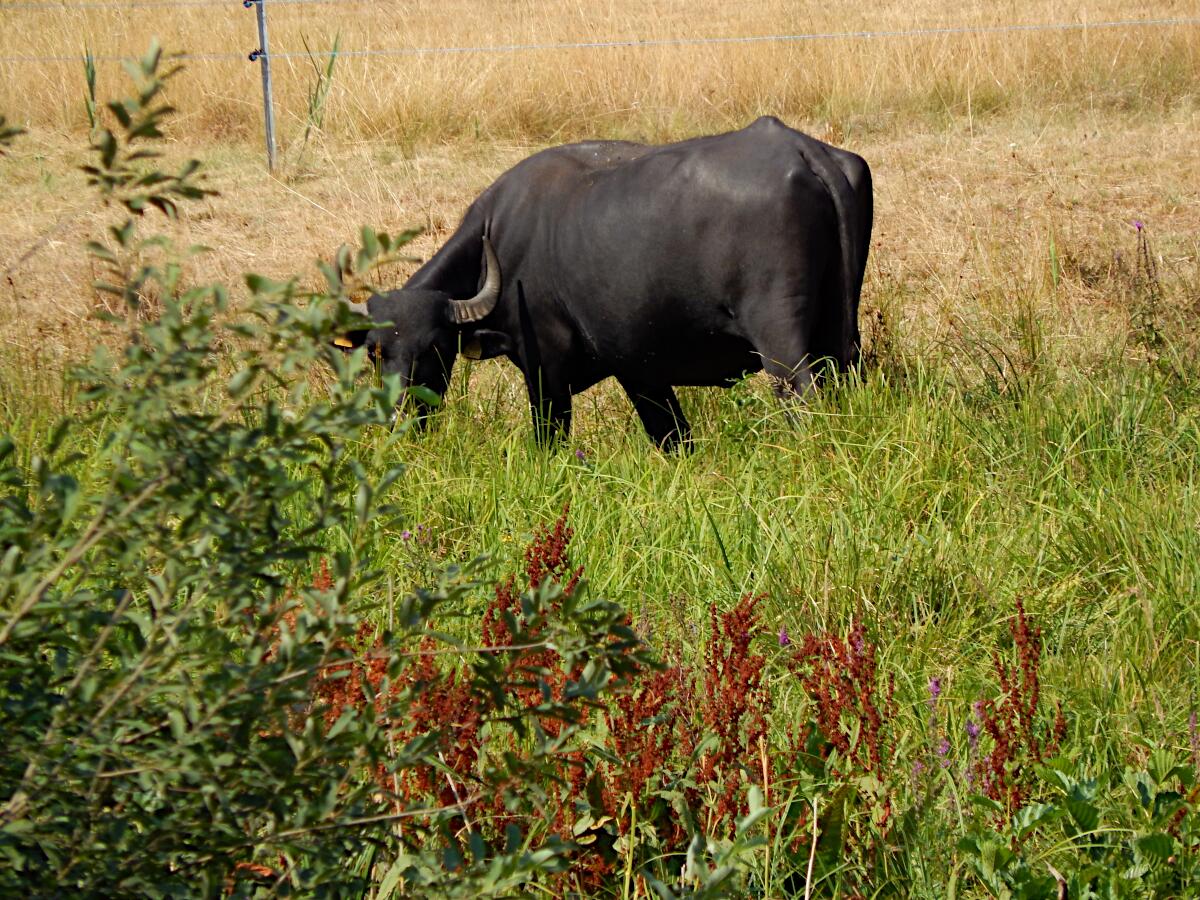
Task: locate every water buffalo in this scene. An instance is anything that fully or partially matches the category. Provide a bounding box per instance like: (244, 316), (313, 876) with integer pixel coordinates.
(342, 116), (872, 450)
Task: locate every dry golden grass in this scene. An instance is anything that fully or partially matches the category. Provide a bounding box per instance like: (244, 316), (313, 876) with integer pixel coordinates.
(1, 0), (1197, 143)
(1, 0), (1198, 401)
(3, 109), (1196, 367)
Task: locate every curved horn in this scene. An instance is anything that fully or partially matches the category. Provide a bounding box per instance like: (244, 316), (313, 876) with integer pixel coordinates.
(448, 237), (501, 325)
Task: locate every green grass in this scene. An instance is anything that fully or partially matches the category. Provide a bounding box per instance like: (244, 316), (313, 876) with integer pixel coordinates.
(4, 310), (1198, 747)
(2, 284), (1198, 899)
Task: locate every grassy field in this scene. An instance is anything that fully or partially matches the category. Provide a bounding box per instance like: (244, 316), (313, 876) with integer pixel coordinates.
(2, 0), (1199, 893)
(2, 0), (1198, 143)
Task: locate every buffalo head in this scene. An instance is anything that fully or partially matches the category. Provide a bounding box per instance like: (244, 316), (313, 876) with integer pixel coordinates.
(338, 237), (509, 414)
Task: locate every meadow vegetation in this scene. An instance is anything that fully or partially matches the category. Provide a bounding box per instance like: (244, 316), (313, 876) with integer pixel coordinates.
(2, 0), (1199, 143)
(1, 1), (1199, 895)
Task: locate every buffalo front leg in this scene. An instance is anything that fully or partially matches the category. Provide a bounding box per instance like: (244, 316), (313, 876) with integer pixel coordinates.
(619, 380), (692, 452)
(527, 384), (572, 446)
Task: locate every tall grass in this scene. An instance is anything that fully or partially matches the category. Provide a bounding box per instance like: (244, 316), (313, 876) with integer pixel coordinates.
(1, 0), (1197, 143)
(2, 13), (1198, 885)
(3, 290), (1195, 748)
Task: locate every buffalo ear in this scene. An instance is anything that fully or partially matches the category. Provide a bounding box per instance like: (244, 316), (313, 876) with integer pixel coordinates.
(332, 329), (371, 352)
(460, 329), (511, 361)
(335, 294), (391, 352)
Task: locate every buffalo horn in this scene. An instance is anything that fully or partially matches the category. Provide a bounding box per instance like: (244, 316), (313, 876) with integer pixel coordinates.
(448, 237), (501, 325)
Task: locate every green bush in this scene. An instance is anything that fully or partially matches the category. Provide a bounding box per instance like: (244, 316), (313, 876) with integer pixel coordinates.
(0, 45), (654, 897)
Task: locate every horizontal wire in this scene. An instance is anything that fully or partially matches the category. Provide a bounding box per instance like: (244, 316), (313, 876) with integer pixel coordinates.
(1, 16), (1197, 64)
(269, 17), (1200, 58)
(4, 0), (341, 9)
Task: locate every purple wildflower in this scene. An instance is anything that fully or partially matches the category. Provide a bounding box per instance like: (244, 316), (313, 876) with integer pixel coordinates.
(927, 676), (942, 710)
(400, 529), (412, 541)
(575, 449), (586, 461)
(937, 737), (951, 768)
(778, 626), (791, 648)
(1133, 219), (1144, 232)
(913, 759), (926, 777)
(966, 719), (980, 751)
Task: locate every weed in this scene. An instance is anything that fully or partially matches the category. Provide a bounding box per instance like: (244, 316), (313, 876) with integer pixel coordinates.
(297, 31), (340, 166)
(82, 47), (97, 134)
(972, 600), (1066, 818)
(1130, 220), (1167, 357)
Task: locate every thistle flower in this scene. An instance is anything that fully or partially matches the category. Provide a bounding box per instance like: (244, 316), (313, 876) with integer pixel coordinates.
(575, 449), (586, 462)
(778, 626), (791, 648)
(1133, 219), (1145, 232)
(400, 529), (412, 541)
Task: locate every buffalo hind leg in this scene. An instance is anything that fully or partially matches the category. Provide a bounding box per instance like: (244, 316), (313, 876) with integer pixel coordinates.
(741, 297), (821, 412)
(620, 381), (692, 452)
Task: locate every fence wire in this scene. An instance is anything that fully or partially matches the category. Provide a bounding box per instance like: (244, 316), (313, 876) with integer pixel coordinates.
(5, 0), (340, 9)
(1, 15), (1198, 64)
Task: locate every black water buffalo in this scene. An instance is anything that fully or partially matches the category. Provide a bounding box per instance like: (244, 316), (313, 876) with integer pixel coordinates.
(343, 116), (872, 450)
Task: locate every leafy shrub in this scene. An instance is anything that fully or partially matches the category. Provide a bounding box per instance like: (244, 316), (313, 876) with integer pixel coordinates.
(958, 751), (1199, 898)
(957, 601), (1199, 899)
(0, 45), (652, 897)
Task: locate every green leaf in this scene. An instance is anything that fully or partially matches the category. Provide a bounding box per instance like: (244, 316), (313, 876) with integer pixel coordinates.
(735, 784), (772, 833)
(969, 793), (1005, 814)
(85, 241), (117, 263)
(245, 273), (294, 296)
(360, 226), (381, 261)
(1135, 832), (1174, 863)
(404, 385), (442, 409)
(1065, 796), (1099, 833)
(98, 130), (117, 169)
(108, 100), (132, 130)
(227, 368), (256, 398)
(375, 859), (407, 898)
(354, 483), (371, 527)
(326, 708), (357, 740)
(957, 835), (982, 856)
(1012, 802), (1060, 839)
